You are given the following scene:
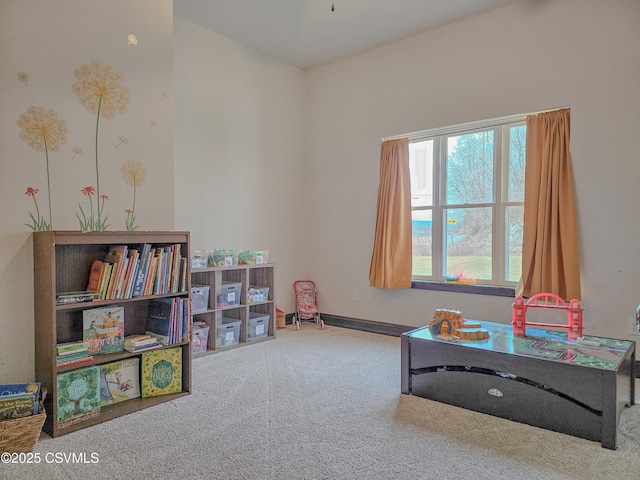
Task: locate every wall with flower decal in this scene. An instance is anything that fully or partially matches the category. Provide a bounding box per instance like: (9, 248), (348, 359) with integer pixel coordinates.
(0, 0), (174, 381)
(3, 4), (173, 235)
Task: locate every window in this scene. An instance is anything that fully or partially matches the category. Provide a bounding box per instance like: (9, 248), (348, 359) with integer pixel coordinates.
(408, 115), (526, 286)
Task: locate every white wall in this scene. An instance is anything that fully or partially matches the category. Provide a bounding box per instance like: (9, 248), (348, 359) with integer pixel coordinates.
(172, 17), (309, 313)
(0, 0), (175, 382)
(306, 0), (640, 339)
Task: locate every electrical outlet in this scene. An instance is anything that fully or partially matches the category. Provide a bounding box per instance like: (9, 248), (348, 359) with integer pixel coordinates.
(629, 316), (640, 336)
(352, 289), (359, 302)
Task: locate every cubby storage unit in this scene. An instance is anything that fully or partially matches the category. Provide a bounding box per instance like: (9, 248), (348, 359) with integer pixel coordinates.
(190, 263), (275, 355)
(33, 231), (192, 437)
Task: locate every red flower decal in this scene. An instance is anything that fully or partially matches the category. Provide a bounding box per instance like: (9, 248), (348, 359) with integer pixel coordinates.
(25, 187), (39, 196)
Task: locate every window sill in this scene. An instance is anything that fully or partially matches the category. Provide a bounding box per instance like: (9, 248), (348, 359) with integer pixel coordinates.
(411, 280), (515, 298)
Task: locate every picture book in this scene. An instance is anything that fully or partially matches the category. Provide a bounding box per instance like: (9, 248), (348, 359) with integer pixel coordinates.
(56, 366), (101, 428)
(141, 347), (182, 398)
(0, 393), (36, 420)
(0, 382), (41, 415)
(145, 298), (174, 345)
(83, 306), (125, 354)
(98, 358), (140, 407)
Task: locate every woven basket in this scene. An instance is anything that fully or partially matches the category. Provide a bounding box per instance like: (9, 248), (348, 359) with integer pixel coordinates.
(0, 411), (46, 454)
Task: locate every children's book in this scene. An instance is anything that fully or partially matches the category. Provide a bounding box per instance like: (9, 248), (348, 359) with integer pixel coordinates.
(141, 347), (182, 398)
(56, 366), (101, 428)
(0, 393), (36, 420)
(0, 382), (41, 415)
(145, 298), (174, 345)
(98, 358), (141, 407)
(85, 260), (104, 292)
(83, 306), (125, 354)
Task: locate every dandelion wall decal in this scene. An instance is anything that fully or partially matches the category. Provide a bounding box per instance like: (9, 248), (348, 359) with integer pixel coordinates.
(16, 106), (68, 230)
(18, 72), (29, 86)
(71, 146), (84, 160)
(120, 160), (146, 231)
(127, 34), (138, 46)
(115, 135), (128, 148)
(72, 59), (130, 230)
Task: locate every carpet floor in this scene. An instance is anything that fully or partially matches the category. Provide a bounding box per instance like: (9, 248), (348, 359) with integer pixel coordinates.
(3, 325), (639, 479)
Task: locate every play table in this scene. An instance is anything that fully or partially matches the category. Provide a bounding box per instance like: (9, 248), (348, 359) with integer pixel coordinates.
(401, 321), (635, 449)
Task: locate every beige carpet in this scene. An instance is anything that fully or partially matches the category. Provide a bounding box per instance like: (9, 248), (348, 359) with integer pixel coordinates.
(4, 325), (640, 479)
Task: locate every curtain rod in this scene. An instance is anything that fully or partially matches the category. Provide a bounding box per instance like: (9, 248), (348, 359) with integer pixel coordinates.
(382, 106), (570, 142)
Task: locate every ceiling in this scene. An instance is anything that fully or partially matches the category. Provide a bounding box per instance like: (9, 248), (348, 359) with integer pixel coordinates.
(173, 0), (522, 70)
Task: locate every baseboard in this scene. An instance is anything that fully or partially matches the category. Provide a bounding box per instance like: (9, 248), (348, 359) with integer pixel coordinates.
(286, 313), (640, 378)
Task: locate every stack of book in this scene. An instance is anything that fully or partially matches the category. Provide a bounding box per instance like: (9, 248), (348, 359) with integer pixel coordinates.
(124, 334), (161, 353)
(56, 341), (93, 367)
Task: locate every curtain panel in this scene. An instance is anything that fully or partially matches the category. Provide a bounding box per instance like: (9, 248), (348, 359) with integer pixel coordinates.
(517, 108), (581, 300)
(369, 138), (412, 289)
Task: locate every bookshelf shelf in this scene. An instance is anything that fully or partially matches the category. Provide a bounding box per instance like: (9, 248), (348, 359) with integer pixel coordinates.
(191, 263), (276, 356)
(33, 231), (192, 437)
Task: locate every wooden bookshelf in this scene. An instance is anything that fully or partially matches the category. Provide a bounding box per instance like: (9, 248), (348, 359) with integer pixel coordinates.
(33, 231), (192, 437)
(191, 263), (275, 356)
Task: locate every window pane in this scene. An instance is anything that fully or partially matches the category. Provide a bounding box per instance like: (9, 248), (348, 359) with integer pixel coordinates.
(508, 125), (526, 202)
(409, 140), (433, 207)
(445, 207), (492, 280)
(446, 131), (494, 205)
(506, 206), (523, 282)
(412, 209), (432, 276)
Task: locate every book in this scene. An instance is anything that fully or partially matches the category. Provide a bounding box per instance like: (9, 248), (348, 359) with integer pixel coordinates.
(125, 337), (158, 347)
(56, 366), (101, 428)
(104, 245), (127, 300)
(83, 306), (125, 354)
(57, 341), (89, 355)
(145, 298), (174, 345)
(56, 355), (94, 368)
(56, 351), (90, 363)
(0, 383), (41, 415)
(114, 257), (130, 299)
(123, 249), (139, 299)
(99, 262), (113, 299)
(143, 256), (158, 296)
(141, 347), (182, 398)
(124, 334), (153, 344)
(124, 334), (160, 352)
(56, 291), (100, 304)
(132, 243), (152, 297)
(0, 393), (36, 420)
(85, 260), (104, 292)
(98, 358), (141, 407)
(124, 342), (161, 353)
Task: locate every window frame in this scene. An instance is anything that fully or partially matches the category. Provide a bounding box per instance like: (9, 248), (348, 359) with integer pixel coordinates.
(405, 114), (527, 287)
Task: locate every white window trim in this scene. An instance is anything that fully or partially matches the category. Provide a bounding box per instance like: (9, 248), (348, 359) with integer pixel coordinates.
(400, 113), (529, 287)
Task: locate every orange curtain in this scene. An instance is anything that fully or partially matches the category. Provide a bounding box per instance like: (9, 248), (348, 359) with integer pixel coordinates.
(369, 138), (412, 288)
(516, 108), (581, 300)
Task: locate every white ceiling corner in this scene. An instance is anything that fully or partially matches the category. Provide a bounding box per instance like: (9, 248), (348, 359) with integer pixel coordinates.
(173, 0), (523, 70)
